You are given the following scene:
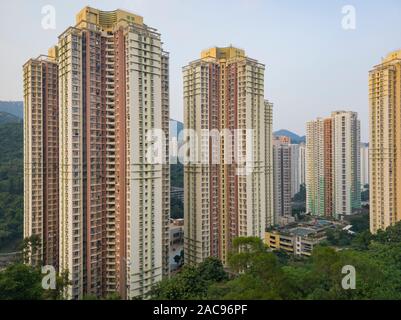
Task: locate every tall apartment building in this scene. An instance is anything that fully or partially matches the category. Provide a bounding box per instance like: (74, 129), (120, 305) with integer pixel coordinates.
(306, 118), (325, 216)
(23, 52), (59, 268)
(298, 143), (306, 187)
(331, 111), (361, 217)
(360, 143), (369, 190)
(24, 7), (170, 300)
(273, 136), (292, 221)
(306, 111), (360, 218)
(369, 50), (401, 233)
(183, 47), (274, 265)
(289, 143), (300, 197)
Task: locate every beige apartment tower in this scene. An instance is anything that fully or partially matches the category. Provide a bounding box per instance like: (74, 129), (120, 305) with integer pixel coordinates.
(183, 47), (274, 265)
(369, 50), (401, 233)
(23, 53), (59, 268)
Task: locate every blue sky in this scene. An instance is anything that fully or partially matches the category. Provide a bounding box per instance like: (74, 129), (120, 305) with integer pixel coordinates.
(1, 0), (400, 141)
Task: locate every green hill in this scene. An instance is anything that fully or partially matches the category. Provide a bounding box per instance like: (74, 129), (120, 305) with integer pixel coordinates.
(0, 101), (23, 119)
(0, 122), (23, 253)
(0, 112), (22, 125)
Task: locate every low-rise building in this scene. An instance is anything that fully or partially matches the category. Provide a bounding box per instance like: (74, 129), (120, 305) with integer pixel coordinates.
(265, 218), (344, 256)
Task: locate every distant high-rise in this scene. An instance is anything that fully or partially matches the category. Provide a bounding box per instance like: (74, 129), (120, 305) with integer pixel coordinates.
(183, 47), (274, 265)
(298, 143), (306, 187)
(331, 111), (361, 217)
(23, 52), (59, 268)
(369, 50), (401, 233)
(289, 143), (300, 197)
(273, 136), (292, 220)
(306, 111), (360, 218)
(24, 7), (170, 300)
(306, 118), (325, 216)
(360, 143), (369, 190)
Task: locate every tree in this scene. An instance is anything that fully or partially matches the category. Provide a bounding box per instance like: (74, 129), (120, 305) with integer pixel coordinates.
(352, 230), (372, 250)
(20, 235), (42, 265)
(0, 122), (23, 252)
(227, 237), (266, 273)
(149, 257), (227, 300)
(0, 263), (44, 300)
(42, 270), (72, 300)
(374, 222), (401, 244)
(211, 237), (295, 300)
(292, 184), (306, 202)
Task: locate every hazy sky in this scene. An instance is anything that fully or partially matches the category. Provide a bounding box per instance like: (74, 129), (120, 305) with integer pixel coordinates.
(1, 0), (400, 141)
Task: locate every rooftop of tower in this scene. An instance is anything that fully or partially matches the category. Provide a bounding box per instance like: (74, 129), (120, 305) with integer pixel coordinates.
(76, 6), (143, 31)
(201, 46), (245, 61)
(383, 49), (401, 63)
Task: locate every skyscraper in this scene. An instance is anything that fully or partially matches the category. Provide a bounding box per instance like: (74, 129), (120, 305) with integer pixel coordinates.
(183, 47), (274, 265)
(306, 118), (325, 216)
(273, 136), (292, 221)
(289, 143), (300, 197)
(360, 143), (369, 190)
(298, 143), (306, 187)
(24, 7), (170, 300)
(331, 111), (361, 217)
(306, 111), (360, 218)
(23, 52), (59, 268)
(369, 50), (401, 233)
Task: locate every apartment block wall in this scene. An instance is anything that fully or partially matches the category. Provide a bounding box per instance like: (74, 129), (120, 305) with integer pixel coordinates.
(306, 112), (360, 219)
(183, 47), (273, 266)
(273, 136), (292, 220)
(369, 50), (401, 233)
(23, 57), (59, 268)
(24, 6), (170, 300)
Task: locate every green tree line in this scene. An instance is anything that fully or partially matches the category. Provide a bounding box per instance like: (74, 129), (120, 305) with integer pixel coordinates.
(0, 122), (23, 252)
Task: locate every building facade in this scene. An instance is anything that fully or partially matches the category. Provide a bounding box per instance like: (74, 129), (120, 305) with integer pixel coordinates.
(306, 118), (325, 216)
(273, 136), (292, 220)
(360, 143), (369, 190)
(24, 6), (170, 300)
(289, 143), (300, 197)
(369, 50), (401, 233)
(298, 143), (306, 187)
(183, 47), (274, 265)
(306, 111), (360, 219)
(23, 53), (59, 268)
(331, 111), (361, 217)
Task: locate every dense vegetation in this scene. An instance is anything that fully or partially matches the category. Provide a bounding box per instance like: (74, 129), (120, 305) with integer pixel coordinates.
(1, 222), (401, 300)
(170, 163), (183, 188)
(150, 223), (401, 300)
(0, 122), (23, 252)
(361, 184), (369, 202)
(170, 163), (184, 219)
(171, 197), (184, 219)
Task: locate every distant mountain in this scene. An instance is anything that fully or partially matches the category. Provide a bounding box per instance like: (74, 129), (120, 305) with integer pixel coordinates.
(0, 101), (23, 119)
(274, 129), (305, 144)
(0, 112), (22, 125)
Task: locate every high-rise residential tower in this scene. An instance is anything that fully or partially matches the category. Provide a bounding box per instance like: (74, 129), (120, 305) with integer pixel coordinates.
(306, 111), (360, 218)
(306, 118), (325, 216)
(183, 47), (274, 265)
(331, 111), (361, 217)
(360, 143), (369, 190)
(273, 136), (292, 220)
(298, 143), (306, 187)
(369, 50), (401, 233)
(23, 52), (59, 268)
(24, 6), (170, 300)
(289, 143), (300, 197)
